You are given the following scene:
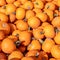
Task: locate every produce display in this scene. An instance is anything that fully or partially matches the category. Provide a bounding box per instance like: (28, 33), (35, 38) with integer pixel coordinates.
(0, 0), (60, 60)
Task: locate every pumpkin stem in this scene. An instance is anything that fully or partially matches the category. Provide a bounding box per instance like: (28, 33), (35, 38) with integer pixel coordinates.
(2, 5), (6, 9)
(12, 12), (16, 15)
(47, 6), (50, 9)
(35, 52), (39, 57)
(43, 12), (47, 14)
(59, 7), (60, 11)
(40, 31), (44, 34)
(54, 27), (60, 34)
(15, 40), (20, 48)
(35, 2), (39, 5)
(24, 18), (27, 21)
(39, 39), (44, 44)
(28, 27), (32, 30)
(15, 34), (19, 37)
(31, 37), (35, 40)
(2, 23), (7, 28)
(53, 13), (58, 17)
